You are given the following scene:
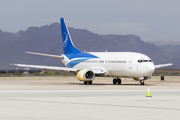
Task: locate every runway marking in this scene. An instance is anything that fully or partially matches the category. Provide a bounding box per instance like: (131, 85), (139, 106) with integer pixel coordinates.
(0, 98), (180, 111)
(1, 90), (180, 92)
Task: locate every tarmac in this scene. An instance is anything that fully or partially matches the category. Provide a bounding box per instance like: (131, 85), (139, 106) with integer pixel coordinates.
(0, 76), (180, 120)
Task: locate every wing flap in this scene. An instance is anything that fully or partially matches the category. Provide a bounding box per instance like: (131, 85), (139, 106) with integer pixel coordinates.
(11, 64), (77, 72)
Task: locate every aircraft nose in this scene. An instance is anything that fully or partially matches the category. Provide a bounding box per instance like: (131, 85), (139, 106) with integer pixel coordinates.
(145, 64), (155, 75)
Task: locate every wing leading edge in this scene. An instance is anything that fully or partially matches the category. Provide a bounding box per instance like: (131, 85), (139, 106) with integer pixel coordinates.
(154, 63), (173, 69)
(11, 64), (78, 72)
(11, 64), (105, 75)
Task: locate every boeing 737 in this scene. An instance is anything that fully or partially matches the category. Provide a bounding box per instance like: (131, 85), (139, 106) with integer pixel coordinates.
(12, 18), (172, 85)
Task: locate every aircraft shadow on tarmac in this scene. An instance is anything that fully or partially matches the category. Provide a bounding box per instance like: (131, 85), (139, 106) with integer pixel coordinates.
(69, 82), (153, 86)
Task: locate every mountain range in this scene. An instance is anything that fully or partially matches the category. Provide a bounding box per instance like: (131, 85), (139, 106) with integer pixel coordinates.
(147, 41), (180, 46)
(0, 23), (179, 69)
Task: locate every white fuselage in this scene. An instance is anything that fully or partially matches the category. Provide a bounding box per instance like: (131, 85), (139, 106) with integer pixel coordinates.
(61, 52), (155, 78)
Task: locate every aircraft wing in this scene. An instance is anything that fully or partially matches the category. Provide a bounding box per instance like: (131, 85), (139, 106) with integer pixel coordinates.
(26, 51), (63, 59)
(11, 64), (106, 74)
(91, 69), (105, 74)
(11, 64), (78, 72)
(154, 63), (173, 69)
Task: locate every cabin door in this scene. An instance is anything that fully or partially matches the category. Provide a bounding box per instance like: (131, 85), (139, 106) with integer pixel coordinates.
(129, 58), (133, 69)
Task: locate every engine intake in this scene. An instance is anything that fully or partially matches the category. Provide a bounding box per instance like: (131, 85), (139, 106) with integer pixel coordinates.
(77, 69), (95, 81)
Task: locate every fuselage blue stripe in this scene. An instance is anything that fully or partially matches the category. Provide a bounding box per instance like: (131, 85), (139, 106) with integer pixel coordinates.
(65, 53), (99, 68)
(67, 58), (90, 68)
(65, 53), (98, 60)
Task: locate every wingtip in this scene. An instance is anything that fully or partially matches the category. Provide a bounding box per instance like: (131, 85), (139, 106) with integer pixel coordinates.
(25, 51), (31, 54)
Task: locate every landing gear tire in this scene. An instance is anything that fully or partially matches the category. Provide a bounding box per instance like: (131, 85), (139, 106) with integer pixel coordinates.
(139, 80), (144, 85)
(113, 79), (117, 85)
(84, 81), (87, 85)
(117, 79), (121, 85)
(89, 81), (92, 85)
(113, 78), (121, 85)
(84, 81), (92, 85)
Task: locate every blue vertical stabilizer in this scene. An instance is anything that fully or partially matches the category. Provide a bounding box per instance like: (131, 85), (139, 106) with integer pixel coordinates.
(60, 18), (81, 54)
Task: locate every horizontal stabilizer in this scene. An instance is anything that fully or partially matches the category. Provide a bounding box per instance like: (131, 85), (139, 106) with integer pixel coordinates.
(11, 64), (78, 72)
(155, 63), (173, 69)
(26, 51), (63, 59)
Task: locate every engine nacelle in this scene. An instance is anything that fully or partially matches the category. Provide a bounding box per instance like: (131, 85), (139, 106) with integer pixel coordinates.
(133, 75), (152, 81)
(77, 69), (95, 81)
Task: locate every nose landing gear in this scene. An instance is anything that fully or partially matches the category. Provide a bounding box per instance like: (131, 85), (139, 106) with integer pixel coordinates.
(139, 80), (144, 85)
(113, 77), (121, 85)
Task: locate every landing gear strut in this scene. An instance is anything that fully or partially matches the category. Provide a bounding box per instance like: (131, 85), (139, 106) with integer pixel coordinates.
(84, 81), (92, 85)
(139, 80), (145, 85)
(113, 77), (121, 85)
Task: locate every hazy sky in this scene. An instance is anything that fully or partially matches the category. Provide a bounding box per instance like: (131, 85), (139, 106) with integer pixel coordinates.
(0, 0), (180, 41)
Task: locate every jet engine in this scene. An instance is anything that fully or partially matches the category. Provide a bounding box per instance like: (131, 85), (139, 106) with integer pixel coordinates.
(133, 75), (152, 81)
(77, 69), (95, 81)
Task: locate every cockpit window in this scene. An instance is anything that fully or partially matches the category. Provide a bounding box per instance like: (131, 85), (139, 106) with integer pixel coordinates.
(138, 60), (142, 63)
(138, 60), (152, 63)
(143, 60), (148, 62)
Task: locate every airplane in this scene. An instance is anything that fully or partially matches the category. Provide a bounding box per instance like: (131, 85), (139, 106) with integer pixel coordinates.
(12, 18), (173, 85)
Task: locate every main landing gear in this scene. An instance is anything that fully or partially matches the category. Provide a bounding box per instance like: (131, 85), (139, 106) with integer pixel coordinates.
(113, 77), (121, 85)
(139, 80), (145, 85)
(84, 81), (92, 85)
